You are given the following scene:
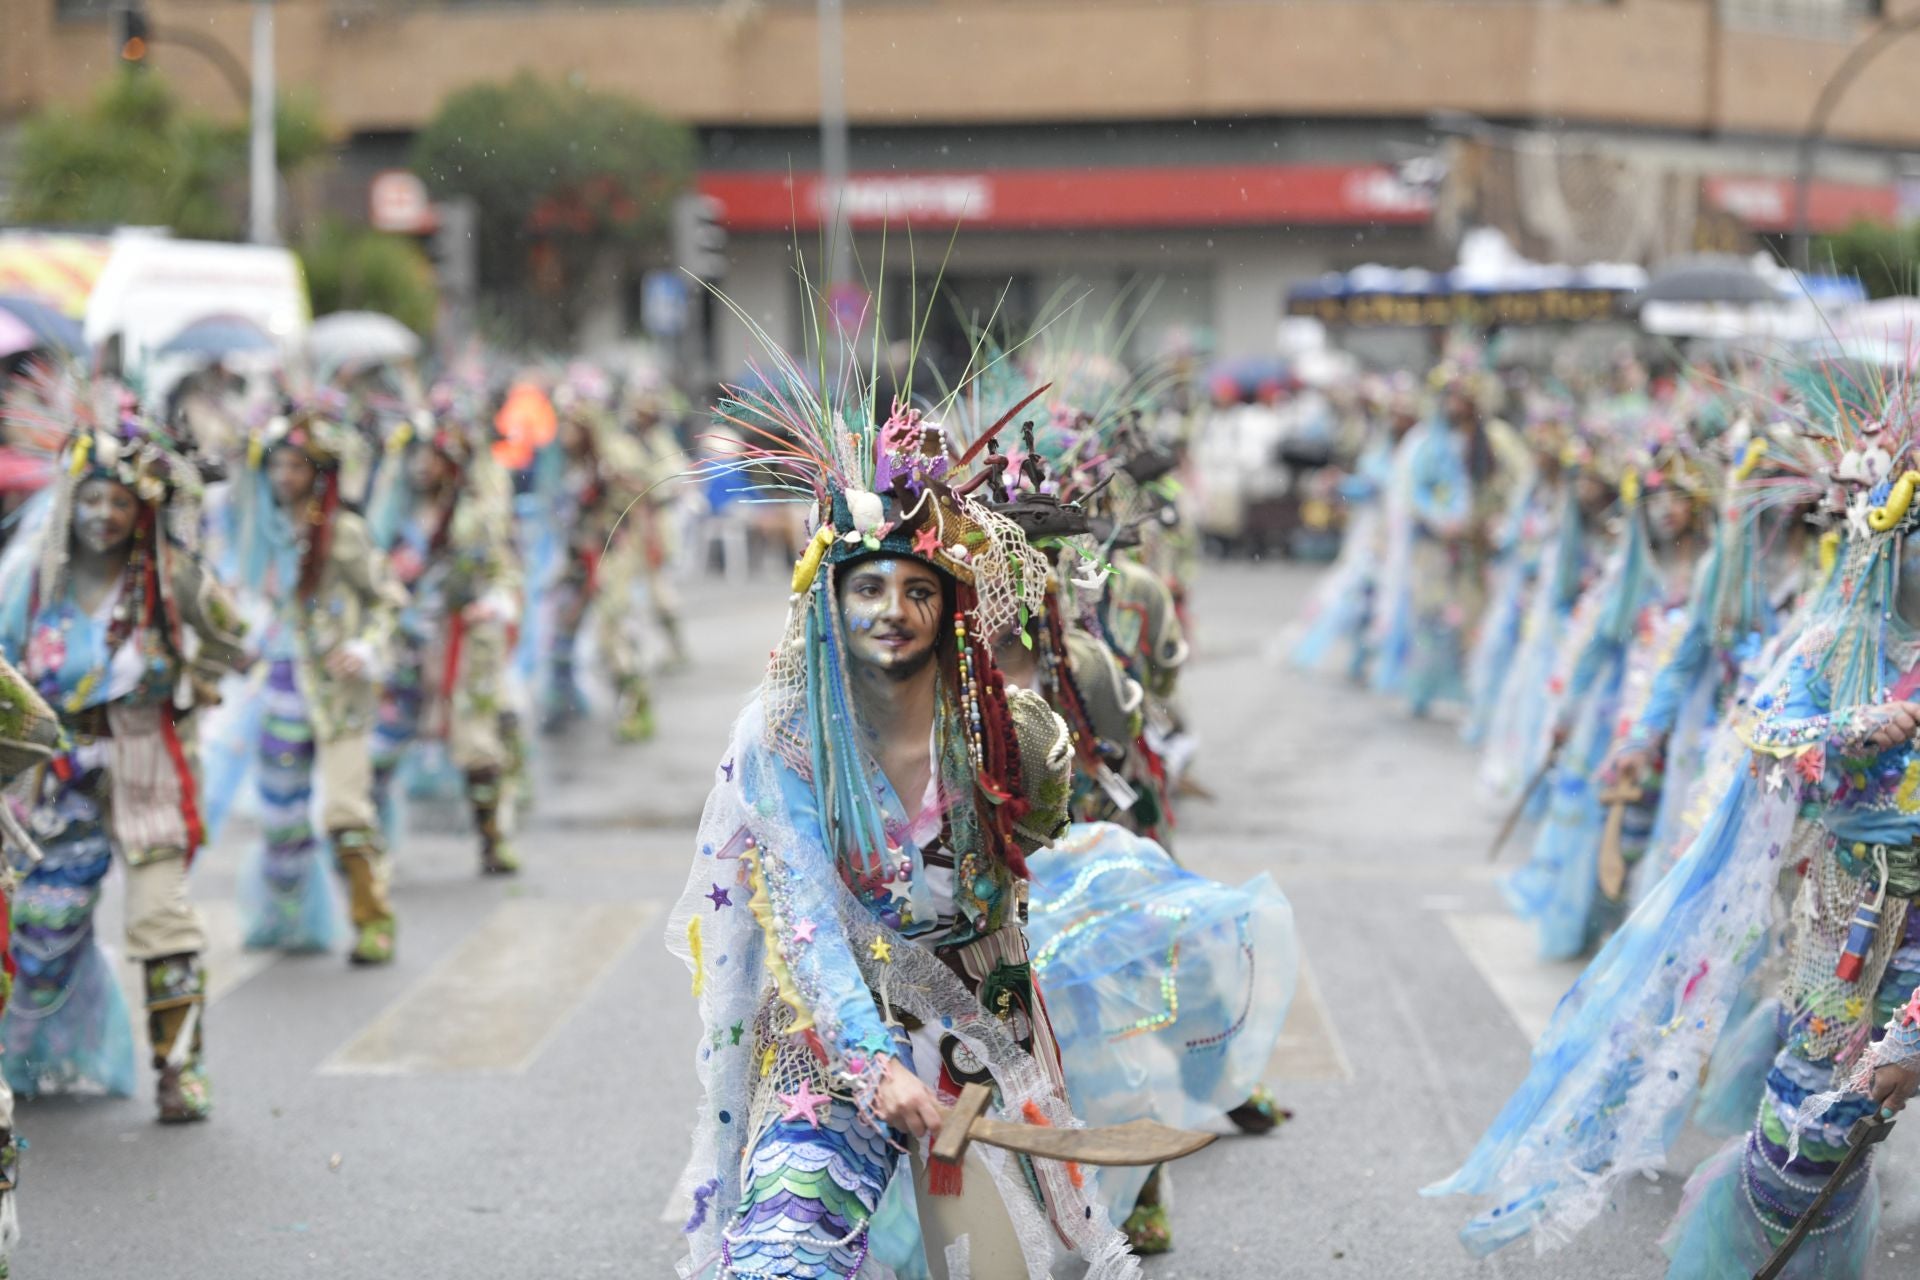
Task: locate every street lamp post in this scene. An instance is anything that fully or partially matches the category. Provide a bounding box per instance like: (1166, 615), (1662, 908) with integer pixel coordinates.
(249, 0), (278, 246)
(1790, 10), (1920, 271)
(818, 0), (853, 291)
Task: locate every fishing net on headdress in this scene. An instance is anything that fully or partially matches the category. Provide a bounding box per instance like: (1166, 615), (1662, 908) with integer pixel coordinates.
(959, 498), (1051, 646)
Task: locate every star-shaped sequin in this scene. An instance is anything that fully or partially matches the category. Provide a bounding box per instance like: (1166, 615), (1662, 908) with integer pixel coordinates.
(792, 918), (817, 944)
(885, 876), (912, 905)
(911, 523), (942, 558)
(778, 1081), (832, 1128)
(720, 758), (735, 782)
(729, 1022), (745, 1046)
(868, 937), (894, 963)
(1766, 763), (1786, 794)
(707, 884), (732, 910)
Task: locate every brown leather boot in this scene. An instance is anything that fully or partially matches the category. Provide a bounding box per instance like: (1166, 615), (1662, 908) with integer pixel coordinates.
(334, 828), (396, 966)
(145, 954), (210, 1124)
(466, 770), (519, 875)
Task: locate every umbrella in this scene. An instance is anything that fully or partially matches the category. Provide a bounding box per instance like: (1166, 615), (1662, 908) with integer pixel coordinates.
(0, 294), (86, 358)
(155, 314), (278, 360)
(0, 311), (37, 361)
(309, 311), (422, 377)
(1630, 255), (1783, 308)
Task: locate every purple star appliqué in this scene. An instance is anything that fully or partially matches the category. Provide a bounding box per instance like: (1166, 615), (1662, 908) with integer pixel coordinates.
(707, 884), (733, 910)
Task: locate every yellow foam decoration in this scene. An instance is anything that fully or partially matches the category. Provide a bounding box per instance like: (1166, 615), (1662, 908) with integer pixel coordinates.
(687, 916), (704, 997)
(1819, 529), (1841, 581)
(68, 433), (92, 478)
(1869, 470), (1920, 533)
(1734, 439), (1769, 483)
(246, 434), (266, 472)
(1619, 466), (1641, 506)
(791, 525), (836, 596)
(742, 843), (813, 1037)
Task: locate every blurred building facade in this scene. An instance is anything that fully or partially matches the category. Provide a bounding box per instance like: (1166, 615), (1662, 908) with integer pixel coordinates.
(6, 0), (1920, 367)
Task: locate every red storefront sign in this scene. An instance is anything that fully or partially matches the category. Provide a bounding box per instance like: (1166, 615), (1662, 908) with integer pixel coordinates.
(696, 165), (1434, 233)
(1703, 176), (1897, 234)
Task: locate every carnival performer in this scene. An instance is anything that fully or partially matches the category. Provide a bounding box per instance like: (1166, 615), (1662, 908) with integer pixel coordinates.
(0, 651), (65, 1273)
(368, 396), (525, 876)
(983, 439), (1297, 1258)
(1369, 361), (1527, 717)
(1475, 434), (1617, 813)
(543, 375), (660, 741)
(624, 377), (692, 669)
(1290, 377), (1417, 681)
(1424, 380), (1920, 1278)
(1503, 436), (1711, 960)
(1463, 401), (1569, 745)
(1607, 430), (1812, 906)
(0, 379), (250, 1123)
(665, 361), (1138, 1277)
(230, 398), (408, 964)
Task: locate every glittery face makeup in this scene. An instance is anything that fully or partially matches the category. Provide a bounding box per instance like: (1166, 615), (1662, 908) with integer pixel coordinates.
(267, 447), (319, 509)
(73, 477), (139, 556)
(838, 555), (943, 680)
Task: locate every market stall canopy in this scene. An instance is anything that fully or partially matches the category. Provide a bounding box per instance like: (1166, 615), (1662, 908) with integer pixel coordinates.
(0, 294), (86, 359)
(1628, 254), (1779, 308)
(308, 311), (422, 380)
(1285, 233), (1646, 330)
(0, 234), (112, 320)
(155, 314), (278, 360)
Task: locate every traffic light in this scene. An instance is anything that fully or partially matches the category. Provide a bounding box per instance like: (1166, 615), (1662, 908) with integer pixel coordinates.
(672, 193), (729, 281)
(115, 4), (151, 65)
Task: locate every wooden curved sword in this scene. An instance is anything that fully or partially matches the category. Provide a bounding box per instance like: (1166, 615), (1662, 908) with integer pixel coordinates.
(931, 1082), (1217, 1169)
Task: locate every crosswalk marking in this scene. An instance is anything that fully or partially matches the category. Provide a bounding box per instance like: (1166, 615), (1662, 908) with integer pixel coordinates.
(1441, 911), (1586, 1043)
(1266, 953), (1351, 1082)
(320, 899), (656, 1075)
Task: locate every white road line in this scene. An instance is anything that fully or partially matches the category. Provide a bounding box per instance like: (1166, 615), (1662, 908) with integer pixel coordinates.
(1266, 952), (1352, 1083)
(1440, 911), (1587, 1044)
(320, 899), (655, 1075)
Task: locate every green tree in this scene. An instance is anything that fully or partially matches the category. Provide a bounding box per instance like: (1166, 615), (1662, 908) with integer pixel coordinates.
(1814, 220), (1920, 300)
(11, 69), (331, 240)
(412, 72), (695, 342)
(299, 219), (440, 336)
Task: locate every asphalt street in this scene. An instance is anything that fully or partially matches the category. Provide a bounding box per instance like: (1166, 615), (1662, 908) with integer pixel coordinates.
(16, 560), (1920, 1279)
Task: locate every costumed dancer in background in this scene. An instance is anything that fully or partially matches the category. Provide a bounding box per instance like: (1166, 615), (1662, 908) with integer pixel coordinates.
(666, 348), (1138, 1278)
(0, 652), (66, 1274)
(1370, 359), (1527, 717)
(230, 398), (408, 965)
(1503, 430), (1712, 960)
(1607, 426), (1803, 907)
(1423, 372), (1920, 1278)
(1290, 376), (1418, 681)
(1475, 426), (1617, 815)
(624, 376), (692, 670)
(0, 375), (250, 1123)
(1463, 399), (1569, 745)
(981, 424), (1297, 1259)
(544, 371), (659, 742)
(368, 392), (525, 876)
